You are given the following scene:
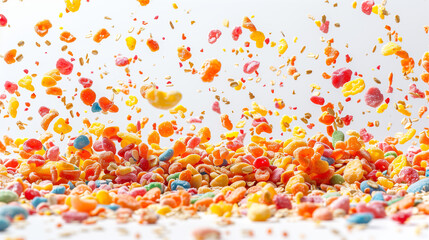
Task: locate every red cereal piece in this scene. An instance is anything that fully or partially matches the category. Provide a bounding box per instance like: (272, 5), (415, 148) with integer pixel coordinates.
(243, 61), (260, 74)
(208, 30), (222, 44)
(361, 0), (375, 15)
(331, 68), (352, 88)
(232, 26), (242, 41)
(364, 87), (384, 108)
(310, 96), (325, 105)
(56, 58), (74, 75)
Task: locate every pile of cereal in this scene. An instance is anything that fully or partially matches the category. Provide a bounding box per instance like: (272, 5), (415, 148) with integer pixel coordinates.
(0, 0), (429, 237)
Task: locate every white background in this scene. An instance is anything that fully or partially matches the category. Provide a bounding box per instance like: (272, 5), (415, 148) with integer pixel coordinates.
(1, 0), (429, 151)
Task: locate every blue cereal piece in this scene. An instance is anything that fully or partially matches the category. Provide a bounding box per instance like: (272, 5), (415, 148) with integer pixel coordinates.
(347, 213), (373, 224)
(321, 156), (335, 165)
(371, 192), (385, 202)
(159, 149), (174, 161)
(0, 216), (10, 231)
(425, 168), (429, 177)
(73, 135), (90, 149)
(91, 102), (102, 113)
(68, 181), (75, 190)
(0, 205), (29, 219)
(360, 180), (385, 194)
(407, 178), (429, 193)
(31, 197), (48, 208)
(51, 186), (66, 194)
(171, 180), (191, 191)
(98, 204), (120, 211)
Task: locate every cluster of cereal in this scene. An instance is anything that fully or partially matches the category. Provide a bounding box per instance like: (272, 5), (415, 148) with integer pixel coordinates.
(0, 0), (429, 235)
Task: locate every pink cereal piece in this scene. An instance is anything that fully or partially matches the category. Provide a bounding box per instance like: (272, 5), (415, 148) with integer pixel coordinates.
(188, 117), (202, 123)
(62, 211), (89, 223)
(364, 87), (384, 108)
(312, 207), (333, 221)
(192, 228), (221, 240)
(243, 60), (260, 74)
(320, 20), (329, 34)
(391, 209), (412, 224)
(208, 29), (222, 44)
(187, 136), (201, 149)
(409, 84), (425, 98)
(46, 146), (60, 161)
(359, 128), (374, 143)
(4, 81), (18, 94)
(56, 58), (74, 75)
(273, 194), (292, 210)
(78, 77), (93, 88)
(361, 0), (375, 15)
(212, 101), (221, 114)
(310, 96), (325, 105)
(331, 68), (352, 88)
(232, 26), (242, 41)
(38, 106), (50, 117)
(115, 56), (130, 67)
(395, 167), (419, 185)
(329, 196), (350, 213)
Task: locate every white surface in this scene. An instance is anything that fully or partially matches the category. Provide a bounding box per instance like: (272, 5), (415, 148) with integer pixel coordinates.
(2, 214), (429, 240)
(1, 1), (429, 240)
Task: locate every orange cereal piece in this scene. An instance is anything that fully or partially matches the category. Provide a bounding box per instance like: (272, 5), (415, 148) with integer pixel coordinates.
(137, 0), (150, 6)
(60, 31), (76, 43)
(242, 16), (256, 32)
(34, 20), (52, 37)
(146, 38), (159, 52)
(158, 121), (174, 137)
(297, 202), (318, 218)
(80, 88), (96, 106)
(225, 187), (246, 204)
(93, 28), (110, 43)
(46, 87), (63, 96)
(200, 59), (221, 82)
(220, 114), (233, 130)
(4, 49), (17, 64)
(147, 130), (160, 145)
(177, 46), (192, 61)
(255, 122), (272, 135)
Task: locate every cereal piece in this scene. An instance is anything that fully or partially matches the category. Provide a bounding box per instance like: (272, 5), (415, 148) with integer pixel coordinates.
(342, 78), (365, 97)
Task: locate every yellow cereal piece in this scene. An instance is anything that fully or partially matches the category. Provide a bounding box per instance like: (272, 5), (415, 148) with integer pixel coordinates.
(399, 128), (416, 144)
(397, 104), (411, 116)
(250, 31), (265, 48)
(389, 155), (410, 177)
(88, 122), (105, 137)
(292, 126), (306, 139)
(377, 103), (388, 113)
(18, 75), (35, 91)
(8, 97), (19, 118)
(248, 203), (271, 221)
(381, 42), (401, 56)
(145, 87), (182, 110)
(278, 39), (288, 55)
(251, 101), (268, 116)
(342, 78), (365, 97)
(125, 95), (138, 106)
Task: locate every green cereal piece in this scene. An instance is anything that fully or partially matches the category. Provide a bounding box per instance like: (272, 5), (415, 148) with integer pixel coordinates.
(166, 172), (181, 182)
(332, 130), (345, 147)
(387, 197), (403, 206)
(144, 182), (164, 193)
(322, 192), (341, 199)
(329, 174), (345, 185)
(384, 151), (398, 158)
(0, 190), (18, 204)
